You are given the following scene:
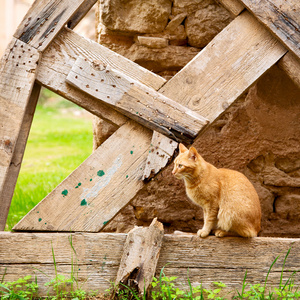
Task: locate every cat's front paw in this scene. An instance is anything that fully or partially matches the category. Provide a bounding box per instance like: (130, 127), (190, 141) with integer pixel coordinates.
(215, 229), (228, 238)
(197, 229), (210, 238)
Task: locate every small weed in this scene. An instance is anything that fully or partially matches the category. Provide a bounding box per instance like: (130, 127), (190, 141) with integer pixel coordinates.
(0, 275), (38, 300)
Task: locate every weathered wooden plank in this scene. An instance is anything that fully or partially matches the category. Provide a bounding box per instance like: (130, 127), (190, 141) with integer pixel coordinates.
(0, 83), (41, 231)
(0, 39), (40, 231)
(143, 132), (178, 180)
(14, 120), (153, 232)
(36, 27), (165, 126)
(217, 0), (244, 16)
(116, 218), (164, 296)
(66, 57), (208, 143)
(238, 0), (300, 59)
(159, 12), (287, 122)
(13, 0), (96, 52)
(0, 233), (299, 297)
(278, 52), (300, 89)
(144, 11), (287, 179)
(66, 0), (98, 30)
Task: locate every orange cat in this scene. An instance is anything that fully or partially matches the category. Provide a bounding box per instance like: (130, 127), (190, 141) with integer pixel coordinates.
(172, 144), (261, 238)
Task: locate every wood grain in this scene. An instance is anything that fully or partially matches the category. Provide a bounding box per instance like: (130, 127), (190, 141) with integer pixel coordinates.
(144, 11), (287, 179)
(36, 27), (165, 126)
(217, 0), (244, 16)
(14, 0), (97, 52)
(1, 232), (299, 297)
(66, 57), (208, 143)
(238, 0), (300, 59)
(116, 218), (164, 296)
(0, 39), (40, 230)
(278, 52), (300, 89)
(159, 12), (287, 122)
(0, 83), (41, 231)
(13, 120), (153, 232)
(143, 132), (178, 180)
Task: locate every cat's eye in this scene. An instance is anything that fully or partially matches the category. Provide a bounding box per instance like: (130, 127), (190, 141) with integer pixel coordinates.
(178, 164), (183, 168)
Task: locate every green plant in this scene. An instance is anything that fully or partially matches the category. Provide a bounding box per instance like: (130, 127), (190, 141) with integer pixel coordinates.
(233, 246), (299, 299)
(0, 275), (39, 300)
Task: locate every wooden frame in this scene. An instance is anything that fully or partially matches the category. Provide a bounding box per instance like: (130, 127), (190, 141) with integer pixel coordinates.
(0, 0), (299, 296)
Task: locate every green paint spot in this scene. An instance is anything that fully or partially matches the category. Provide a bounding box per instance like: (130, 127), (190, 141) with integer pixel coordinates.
(37, 211), (39, 213)
(38, 218), (42, 222)
(130, 151), (133, 155)
(78, 182), (81, 186)
(126, 175), (129, 178)
(45, 223), (47, 225)
(103, 221), (109, 226)
(81, 199), (88, 206)
(62, 189), (68, 196)
(75, 182), (82, 188)
(97, 170), (105, 177)
(136, 112), (139, 114)
(90, 178), (92, 181)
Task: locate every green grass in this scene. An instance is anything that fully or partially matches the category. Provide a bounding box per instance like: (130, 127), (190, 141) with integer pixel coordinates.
(6, 91), (93, 231)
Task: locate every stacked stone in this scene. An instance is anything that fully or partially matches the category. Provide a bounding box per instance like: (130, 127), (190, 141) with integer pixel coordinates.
(96, 0), (232, 78)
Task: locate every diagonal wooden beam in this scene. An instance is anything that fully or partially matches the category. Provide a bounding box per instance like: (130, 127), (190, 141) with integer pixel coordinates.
(66, 57), (208, 143)
(14, 12), (287, 232)
(238, 0), (300, 59)
(36, 27), (165, 127)
(14, 0), (98, 52)
(0, 39), (40, 230)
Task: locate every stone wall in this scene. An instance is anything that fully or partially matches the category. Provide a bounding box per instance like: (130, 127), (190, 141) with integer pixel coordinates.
(95, 0), (300, 237)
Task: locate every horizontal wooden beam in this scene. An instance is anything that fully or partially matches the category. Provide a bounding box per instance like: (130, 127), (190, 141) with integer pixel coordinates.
(238, 0), (300, 59)
(66, 57), (208, 143)
(36, 27), (165, 127)
(1, 232), (299, 297)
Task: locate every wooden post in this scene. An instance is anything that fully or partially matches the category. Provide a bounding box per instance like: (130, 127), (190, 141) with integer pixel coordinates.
(115, 218), (164, 297)
(0, 39), (40, 230)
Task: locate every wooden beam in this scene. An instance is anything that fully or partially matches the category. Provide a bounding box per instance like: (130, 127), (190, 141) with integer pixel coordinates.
(143, 132), (178, 180)
(66, 57), (208, 143)
(16, 12), (288, 232)
(36, 27), (166, 127)
(217, 0), (244, 16)
(0, 232), (299, 297)
(0, 39), (40, 231)
(14, 120), (153, 232)
(13, 0), (97, 52)
(0, 83), (41, 231)
(278, 52), (300, 89)
(115, 218), (164, 296)
(145, 11), (287, 178)
(238, 0), (300, 59)
(66, 0), (98, 30)
(159, 11), (287, 122)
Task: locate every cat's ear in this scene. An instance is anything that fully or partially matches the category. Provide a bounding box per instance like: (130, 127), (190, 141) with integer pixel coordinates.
(188, 147), (198, 161)
(179, 143), (188, 153)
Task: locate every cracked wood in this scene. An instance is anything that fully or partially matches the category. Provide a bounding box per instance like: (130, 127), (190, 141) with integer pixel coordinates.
(238, 0), (300, 59)
(66, 57), (208, 143)
(0, 39), (40, 230)
(14, 0), (98, 52)
(0, 232), (299, 297)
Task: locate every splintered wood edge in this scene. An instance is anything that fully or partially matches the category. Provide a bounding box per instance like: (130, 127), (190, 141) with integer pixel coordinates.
(115, 218), (164, 295)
